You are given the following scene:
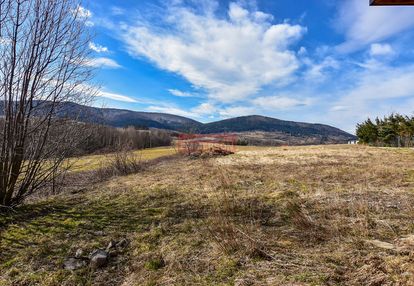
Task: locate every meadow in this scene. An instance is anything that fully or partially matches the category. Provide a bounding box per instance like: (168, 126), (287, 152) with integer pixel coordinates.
(68, 147), (177, 172)
(1, 145), (414, 285)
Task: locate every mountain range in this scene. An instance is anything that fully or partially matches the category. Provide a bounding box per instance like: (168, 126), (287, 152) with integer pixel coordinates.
(0, 101), (355, 144)
(50, 102), (355, 144)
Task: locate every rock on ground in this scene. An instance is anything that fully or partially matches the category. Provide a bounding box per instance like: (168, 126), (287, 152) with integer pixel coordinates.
(90, 249), (109, 269)
(63, 257), (87, 270)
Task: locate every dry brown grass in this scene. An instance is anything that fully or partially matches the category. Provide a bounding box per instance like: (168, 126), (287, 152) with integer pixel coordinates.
(1, 145), (414, 285)
(96, 149), (145, 178)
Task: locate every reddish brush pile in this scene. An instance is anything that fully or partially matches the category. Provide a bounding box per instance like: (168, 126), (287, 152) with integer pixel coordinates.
(189, 146), (234, 158)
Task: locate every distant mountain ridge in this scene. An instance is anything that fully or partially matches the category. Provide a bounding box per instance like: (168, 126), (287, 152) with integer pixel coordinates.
(201, 115), (351, 138)
(55, 102), (355, 141)
(0, 101), (355, 142)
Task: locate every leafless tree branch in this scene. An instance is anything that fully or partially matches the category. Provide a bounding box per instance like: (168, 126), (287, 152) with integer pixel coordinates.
(0, 0), (94, 207)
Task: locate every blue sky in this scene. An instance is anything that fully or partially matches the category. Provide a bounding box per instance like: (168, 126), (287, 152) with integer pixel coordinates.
(82, 0), (414, 133)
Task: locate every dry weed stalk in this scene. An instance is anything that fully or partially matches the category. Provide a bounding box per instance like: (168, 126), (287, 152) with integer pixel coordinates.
(96, 148), (144, 178)
(206, 166), (274, 260)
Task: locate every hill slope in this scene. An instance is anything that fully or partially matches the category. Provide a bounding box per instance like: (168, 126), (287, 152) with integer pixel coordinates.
(30, 101), (202, 131)
(200, 115), (351, 137)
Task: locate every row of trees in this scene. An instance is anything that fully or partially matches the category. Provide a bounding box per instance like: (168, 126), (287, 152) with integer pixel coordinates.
(79, 125), (172, 155)
(356, 114), (414, 147)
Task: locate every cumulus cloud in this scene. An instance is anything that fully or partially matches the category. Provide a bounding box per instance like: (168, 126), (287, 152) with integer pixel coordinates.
(120, 1), (306, 102)
(86, 57), (121, 69)
(335, 0), (414, 53)
(369, 43), (394, 56)
(89, 42), (109, 53)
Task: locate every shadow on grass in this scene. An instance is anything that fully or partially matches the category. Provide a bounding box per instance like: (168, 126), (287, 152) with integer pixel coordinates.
(0, 183), (201, 270)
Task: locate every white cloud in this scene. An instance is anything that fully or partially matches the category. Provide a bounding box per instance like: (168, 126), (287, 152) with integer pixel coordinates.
(218, 106), (257, 118)
(252, 96), (311, 110)
(369, 43), (394, 56)
(335, 0), (414, 52)
(147, 102), (217, 119)
(111, 6), (125, 16)
(325, 64), (414, 132)
(121, 1), (306, 102)
(192, 102), (217, 115)
(86, 57), (121, 69)
(73, 6), (94, 26)
(89, 42), (109, 53)
(76, 6), (92, 18)
(331, 105), (349, 112)
(98, 91), (138, 103)
(146, 94), (313, 121)
(298, 46), (307, 56)
(343, 67), (414, 101)
(147, 106), (196, 118)
(303, 56), (340, 81)
(168, 89), (197, 98)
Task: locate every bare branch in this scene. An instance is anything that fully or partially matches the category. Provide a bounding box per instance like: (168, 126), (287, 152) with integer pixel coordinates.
(0, 0), (94, 207)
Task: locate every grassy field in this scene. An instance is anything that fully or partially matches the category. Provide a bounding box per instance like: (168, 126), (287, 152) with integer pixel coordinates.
(68, 147), (177, 172)
(1, 145), (414, 285)
(67, 146), (264, 172)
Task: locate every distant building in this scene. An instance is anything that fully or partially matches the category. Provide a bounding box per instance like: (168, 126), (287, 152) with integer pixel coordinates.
(348, 140), (359, 145)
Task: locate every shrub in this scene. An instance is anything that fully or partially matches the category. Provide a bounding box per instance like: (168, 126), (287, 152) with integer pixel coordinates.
(96, 149), (144, 178)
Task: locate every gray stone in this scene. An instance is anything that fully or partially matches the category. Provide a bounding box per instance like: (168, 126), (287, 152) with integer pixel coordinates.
(90, 249), (109, 269)
(106, 240), (117, 251)
(116, 238), (128, 248)
(63, 257), (86, 270)
(75, 249), (83, 258)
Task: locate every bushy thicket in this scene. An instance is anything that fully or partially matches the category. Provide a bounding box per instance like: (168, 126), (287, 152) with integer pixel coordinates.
(77, 124), (172, 155)
(356, 114), (414, 147)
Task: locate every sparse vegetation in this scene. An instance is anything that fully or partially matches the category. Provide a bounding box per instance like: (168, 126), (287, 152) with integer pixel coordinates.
(1, 145), (414, 285)
(95, 148), (145, 178)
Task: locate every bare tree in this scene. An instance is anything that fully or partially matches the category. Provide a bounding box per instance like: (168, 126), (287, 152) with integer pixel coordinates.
(0, 0), (94, 207)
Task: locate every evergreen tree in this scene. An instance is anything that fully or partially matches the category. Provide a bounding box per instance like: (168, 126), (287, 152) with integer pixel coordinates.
(356, 113), (414, 147)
